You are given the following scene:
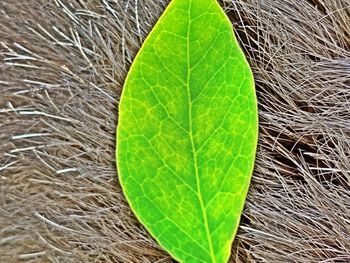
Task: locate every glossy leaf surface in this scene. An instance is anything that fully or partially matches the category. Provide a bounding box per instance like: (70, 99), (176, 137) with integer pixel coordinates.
(117, 0), (258, 262)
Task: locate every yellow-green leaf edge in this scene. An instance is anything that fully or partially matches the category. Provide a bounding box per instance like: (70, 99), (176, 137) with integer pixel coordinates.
(116, 0), (258, 262)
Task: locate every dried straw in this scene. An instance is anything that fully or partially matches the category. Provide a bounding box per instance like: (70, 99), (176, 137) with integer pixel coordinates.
(1, 0), (349, 262)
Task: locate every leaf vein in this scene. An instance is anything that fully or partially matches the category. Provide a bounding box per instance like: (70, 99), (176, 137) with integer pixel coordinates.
(186, 1), (216, 262)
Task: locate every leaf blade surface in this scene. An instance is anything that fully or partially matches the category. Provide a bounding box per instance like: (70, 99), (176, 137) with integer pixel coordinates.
(117, 0), (258, 262)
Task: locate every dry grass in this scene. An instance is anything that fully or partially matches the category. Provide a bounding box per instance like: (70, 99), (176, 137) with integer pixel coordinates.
(0, 0), (349, 262)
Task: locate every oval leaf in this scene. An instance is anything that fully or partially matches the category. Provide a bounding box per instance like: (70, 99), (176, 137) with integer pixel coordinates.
(116, 0), (258, 262)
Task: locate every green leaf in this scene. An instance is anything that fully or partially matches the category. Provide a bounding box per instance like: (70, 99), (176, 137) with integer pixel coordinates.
(116, 0), (258, 262)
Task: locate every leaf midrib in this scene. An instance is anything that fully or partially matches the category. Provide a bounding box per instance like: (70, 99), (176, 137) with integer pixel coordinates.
(186, 1), (216, 262)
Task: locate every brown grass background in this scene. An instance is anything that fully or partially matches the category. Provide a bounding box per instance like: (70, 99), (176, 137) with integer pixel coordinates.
(1, 0), (350, 262)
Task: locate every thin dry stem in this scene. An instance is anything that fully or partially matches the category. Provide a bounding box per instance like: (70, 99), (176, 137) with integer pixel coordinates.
(1, 0), (349, 262)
